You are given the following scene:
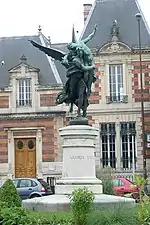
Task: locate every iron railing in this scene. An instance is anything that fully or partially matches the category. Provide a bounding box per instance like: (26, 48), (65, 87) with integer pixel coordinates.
(106, 95), (128, 104)
(16, 99), (32, 107)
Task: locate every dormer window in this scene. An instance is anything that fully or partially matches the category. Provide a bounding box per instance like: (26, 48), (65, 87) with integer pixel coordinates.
(16, 78), (32, 107)
(9, 55), (39, 111)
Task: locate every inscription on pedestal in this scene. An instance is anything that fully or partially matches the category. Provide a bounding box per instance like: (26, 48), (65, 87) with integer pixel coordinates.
(70, 156), (94, 160)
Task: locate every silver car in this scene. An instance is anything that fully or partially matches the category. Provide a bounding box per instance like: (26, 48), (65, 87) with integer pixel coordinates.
(12, 178), (52, 200)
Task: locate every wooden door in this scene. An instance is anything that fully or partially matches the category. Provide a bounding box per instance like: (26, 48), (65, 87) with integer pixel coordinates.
(15, 138), (36, 178)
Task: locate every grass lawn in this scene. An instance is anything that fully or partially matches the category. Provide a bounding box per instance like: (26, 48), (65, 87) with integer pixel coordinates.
(26, 203), (150, 225)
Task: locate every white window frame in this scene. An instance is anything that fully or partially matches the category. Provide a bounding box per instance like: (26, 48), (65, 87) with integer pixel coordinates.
(120, 122), (136, 171)
(17, 78), (32, 107)
(109, 64), (124, 102)
(101, 123), (116, 169)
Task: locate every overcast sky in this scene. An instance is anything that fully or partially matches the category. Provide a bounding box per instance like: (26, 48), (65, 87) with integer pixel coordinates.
(0, 0), (149, 43)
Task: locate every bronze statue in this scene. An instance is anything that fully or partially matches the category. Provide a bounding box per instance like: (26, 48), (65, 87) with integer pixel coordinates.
(30, 25), (97, 120)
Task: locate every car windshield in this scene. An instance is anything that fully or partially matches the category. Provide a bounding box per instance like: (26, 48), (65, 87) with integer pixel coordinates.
(125, 178), (134, 185)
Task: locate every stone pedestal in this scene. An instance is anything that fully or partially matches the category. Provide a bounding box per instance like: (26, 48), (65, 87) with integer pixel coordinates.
(22, 123), (135, 212)
(55, 125), (102, 194)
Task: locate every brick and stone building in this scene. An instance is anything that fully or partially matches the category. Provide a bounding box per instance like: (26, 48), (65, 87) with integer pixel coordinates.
(0, 30), (67, 180)
(0, 0), (150, 181)
(82, 0), (150, 177)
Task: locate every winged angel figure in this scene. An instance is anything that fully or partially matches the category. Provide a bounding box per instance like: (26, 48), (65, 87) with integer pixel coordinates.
(30, 25), (97, 117)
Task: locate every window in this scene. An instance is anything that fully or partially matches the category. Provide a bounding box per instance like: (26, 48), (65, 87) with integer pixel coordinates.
(38, 179), (51, 191)
(19, 179), (32, 188)
(16, 140), (24, 150)
(120, 122), (136, 170)
(17, 79), (32, 106)
(31, 181), (38, 187)
(112, 179), (124, 186)
(28, 140), (34, 149)
(100, 123), (116, 168)
(109, 64), (124, 102)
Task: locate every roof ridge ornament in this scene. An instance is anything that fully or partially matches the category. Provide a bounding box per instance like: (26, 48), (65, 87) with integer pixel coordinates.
(111, 20), (120, 42)
(20, 54), (27, 63)
(38, 25), (42, 35)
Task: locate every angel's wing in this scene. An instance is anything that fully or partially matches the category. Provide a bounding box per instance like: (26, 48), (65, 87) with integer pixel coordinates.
(29, 40), (66, 61)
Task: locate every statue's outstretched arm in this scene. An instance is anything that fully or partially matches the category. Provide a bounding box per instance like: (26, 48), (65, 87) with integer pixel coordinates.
(82, 24), (97, 44)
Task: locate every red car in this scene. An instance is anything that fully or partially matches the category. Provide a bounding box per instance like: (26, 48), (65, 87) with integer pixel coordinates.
(112, 177), (139, 199)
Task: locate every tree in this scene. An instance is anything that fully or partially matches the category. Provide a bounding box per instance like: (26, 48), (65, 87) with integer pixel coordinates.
(0, 179), (21, 207)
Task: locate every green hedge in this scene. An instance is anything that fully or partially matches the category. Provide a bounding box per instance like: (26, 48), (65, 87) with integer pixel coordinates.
(0, 179), (21, 208)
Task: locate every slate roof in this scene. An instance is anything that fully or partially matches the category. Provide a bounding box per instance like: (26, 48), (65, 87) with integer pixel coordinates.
(0, 34), (67, 88)
(80, 0), (150, 49)
(1, 0), (149, 89)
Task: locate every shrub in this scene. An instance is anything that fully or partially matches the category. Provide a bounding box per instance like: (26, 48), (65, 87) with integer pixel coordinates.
(0, 206), (73, 225)
(102, 179), (114, 195)
(134, 175), (150, 224)
(96, 166), (114, 195)
(69, 187), (94, 225)
(0, 207), (31, 225)
(0, 179), (21, 208)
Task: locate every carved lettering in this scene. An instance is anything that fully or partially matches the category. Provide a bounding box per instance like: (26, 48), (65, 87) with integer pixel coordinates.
(70, 156), (84, 160)
(87, 156), (94, 160)
(70, 156), (94, 160)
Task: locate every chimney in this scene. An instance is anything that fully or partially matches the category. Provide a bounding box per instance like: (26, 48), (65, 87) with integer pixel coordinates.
(83, 3), (92, 23)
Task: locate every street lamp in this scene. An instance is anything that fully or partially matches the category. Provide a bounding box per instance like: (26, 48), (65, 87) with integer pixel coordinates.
(135, 13), (147, 181)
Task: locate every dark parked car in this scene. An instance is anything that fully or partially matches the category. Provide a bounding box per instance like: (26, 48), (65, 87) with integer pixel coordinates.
(12, 178), (52, 200)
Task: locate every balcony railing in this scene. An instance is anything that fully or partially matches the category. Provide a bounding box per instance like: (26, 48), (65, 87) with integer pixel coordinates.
(16, 99), (32, 107)
(106, 95), (128, 104)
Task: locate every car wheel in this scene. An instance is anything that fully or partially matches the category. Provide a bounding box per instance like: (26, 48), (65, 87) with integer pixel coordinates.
(30, 194), (41, 199)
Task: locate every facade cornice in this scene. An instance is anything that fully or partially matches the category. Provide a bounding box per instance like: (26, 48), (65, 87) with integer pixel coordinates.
(36, 85), (63, 91)
(0, 111), (66, 120)
(4, 126), (46, 131)
(87, 107), (150, 115)
(132, 49), (150, 54)
(91, 45), (150, 56)
(0, 89), (12, 93)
